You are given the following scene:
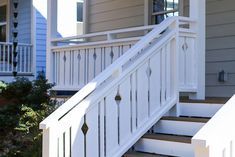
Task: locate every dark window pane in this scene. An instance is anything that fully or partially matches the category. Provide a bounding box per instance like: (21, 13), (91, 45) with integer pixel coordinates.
(153, 0), (165, 12)
(0, 6), (6, 23)
(0, 25), (6, 42)
(77, 2), (83, 22)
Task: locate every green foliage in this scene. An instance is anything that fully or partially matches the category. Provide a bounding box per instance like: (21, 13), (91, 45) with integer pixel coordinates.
(0, 71), (57, 157)
(0, 81), (7, 93)
(1, 71), (55, 107)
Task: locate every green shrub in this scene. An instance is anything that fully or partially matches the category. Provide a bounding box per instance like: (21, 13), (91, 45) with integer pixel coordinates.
(0, 71), (57, 157)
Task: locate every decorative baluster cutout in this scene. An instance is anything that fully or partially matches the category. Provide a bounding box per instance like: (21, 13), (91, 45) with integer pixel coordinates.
(182, 42), (188, 52)
(93, 50), (97, 77)
(115, 89), (122, 144)
(81, 121), (89, 135)
(146, 67), (152, 78)
(146, 65), (152, 117)
(82, 116), (88, 157)
(110, 47), (114, 63)
(63, 53), (66, 62)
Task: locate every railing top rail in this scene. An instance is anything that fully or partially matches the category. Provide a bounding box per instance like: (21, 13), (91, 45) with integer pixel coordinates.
(51, 25), (156, 43)
(192, 95), (235, 147)
(40, 16), (195, 130)
(0, 42), (33, 46)
(51, 37), (140, 51)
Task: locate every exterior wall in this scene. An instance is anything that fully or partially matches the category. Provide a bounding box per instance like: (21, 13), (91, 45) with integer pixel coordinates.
(87, 0), (145, 33)
(205, 0), (235, 97)
(33, 0), (47, 73)
(8, 0), (31, 43)
(17, 0), (32, 43)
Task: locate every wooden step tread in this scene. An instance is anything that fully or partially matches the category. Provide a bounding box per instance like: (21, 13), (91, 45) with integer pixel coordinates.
(143, 133), (191, 144)
(180, 96), (228, 104)
(161, 116), (209, 123)
(124, 152), (169, 157)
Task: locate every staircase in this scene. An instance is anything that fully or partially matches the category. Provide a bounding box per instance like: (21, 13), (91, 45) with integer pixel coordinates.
(123, 101), (224, 157)
(40, 15), (235, 157)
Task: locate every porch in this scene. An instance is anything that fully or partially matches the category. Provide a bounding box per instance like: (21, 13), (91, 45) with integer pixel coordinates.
(0, 0), (34, 82)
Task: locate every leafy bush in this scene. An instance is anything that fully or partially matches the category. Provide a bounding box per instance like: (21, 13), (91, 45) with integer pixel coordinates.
(0, 71), (57, 157)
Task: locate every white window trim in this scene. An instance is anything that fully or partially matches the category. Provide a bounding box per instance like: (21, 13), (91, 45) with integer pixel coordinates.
(145, 0), (184, 25)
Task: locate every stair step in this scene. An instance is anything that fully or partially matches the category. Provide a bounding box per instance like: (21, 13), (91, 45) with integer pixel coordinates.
(143, 133), (191, 143)
(135, 134), (194, 157)
(153, 116), (208, 136)
(179, 102), (223, 118)
(162, 116), (209, 123)
(124, 152), (169, 157)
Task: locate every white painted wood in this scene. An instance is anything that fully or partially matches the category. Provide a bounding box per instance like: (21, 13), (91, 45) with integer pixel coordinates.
(189, 0), (205, 99)
(40, 17), (189, 157)
(0, 42), (33, 74)
(149, 52), (161, 116)
(86, 104), (99, 157)
(105, 88), (119, 157)
(135, 138), (194, 157)
(119, 78), (132, 145)
(154, 119), (206, 136)
(192, 95), (235, 157)
(179, 102), (223, 118)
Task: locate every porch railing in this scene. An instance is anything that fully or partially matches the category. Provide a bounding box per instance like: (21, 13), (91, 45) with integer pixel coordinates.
(49, 25), (155, 90)
(0, 42), (33, 75)
(192, 95), (235, 157)
(49, 19), (198, 93)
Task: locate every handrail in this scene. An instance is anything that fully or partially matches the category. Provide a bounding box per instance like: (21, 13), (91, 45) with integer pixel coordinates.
(40, 16), (182, 129)
(192, 95), (235, 148)
(51, 25), (156, 43)
(0, 42), (32, 47)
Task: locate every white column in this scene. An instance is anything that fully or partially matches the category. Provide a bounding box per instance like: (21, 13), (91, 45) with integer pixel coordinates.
(189, 0), (205, 100)
(46, 0), (57, 83)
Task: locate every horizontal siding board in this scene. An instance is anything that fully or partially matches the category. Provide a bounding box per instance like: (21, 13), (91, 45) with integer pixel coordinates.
(206, 86), (235, 97)
(206, 10), (235, 26)
(206, 36), (235, 51)
(87, 0), (144, 33)
(206, 48), (235, 62)
(206, 73), (235, 86)
(89, 5), (144, 24)
(206, 23), (235, 38)
(206, 61), (235, 74)
(90, 0), (143, 14)
(89, 15), (144, 32)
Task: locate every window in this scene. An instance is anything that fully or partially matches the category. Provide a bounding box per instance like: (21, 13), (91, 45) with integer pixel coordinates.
(0, 5), (7, 42)
(77, 2), (83, 22)
(152, 0), (179, 24)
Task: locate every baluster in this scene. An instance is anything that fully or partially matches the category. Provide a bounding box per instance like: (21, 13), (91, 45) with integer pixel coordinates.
(24, 46), (27, 72)
(3, 44), (5, 72)
(7, 44), (10, 72)
(0, 45), (2, 72)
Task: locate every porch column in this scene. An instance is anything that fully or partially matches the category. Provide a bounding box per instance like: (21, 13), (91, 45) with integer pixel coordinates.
(46, 0), (57, 83)
(189, 0), (206, 100)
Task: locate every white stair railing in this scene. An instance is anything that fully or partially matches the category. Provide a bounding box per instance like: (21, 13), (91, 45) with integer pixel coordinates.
(40, 16), (195, 157)
(192, 95), (235, 157)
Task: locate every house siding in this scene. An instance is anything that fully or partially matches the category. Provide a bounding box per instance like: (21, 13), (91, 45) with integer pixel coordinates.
(205, 0), (235, 97)
(17, 0), (31, 43)
(87, 0), (145, 33)
(35, 10), (47, 73)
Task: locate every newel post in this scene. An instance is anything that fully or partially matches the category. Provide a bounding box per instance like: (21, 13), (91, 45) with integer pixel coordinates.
(46, 0), (58, 83)
(189, 0), (206, 100)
